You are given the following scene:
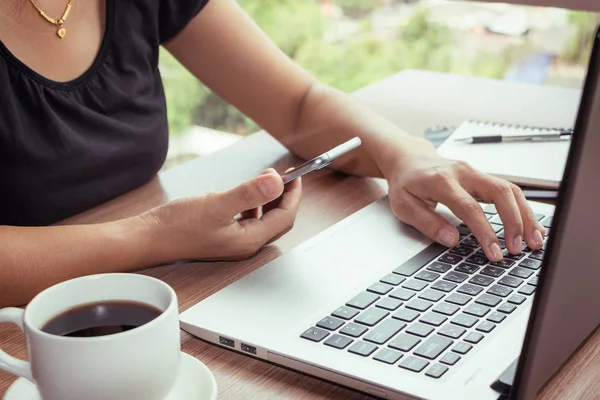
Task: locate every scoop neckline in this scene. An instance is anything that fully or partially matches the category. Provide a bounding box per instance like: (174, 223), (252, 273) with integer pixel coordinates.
(0, 0), (114, 90)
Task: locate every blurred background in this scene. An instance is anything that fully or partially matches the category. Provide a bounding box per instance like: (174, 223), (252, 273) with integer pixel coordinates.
(160, 0), (600, 169)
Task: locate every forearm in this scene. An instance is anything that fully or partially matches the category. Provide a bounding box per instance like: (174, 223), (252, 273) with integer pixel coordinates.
(0, 217), (155, 307)
(280, 82), (435, 179)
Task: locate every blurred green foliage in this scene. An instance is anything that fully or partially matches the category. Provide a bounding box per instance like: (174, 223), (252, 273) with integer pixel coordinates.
(158, 1), (577, 137)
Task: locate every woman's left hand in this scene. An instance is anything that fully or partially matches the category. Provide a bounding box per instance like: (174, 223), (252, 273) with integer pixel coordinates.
(384, 148), (545, 262)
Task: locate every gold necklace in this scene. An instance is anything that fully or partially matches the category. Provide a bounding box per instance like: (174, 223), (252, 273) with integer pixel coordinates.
(27, 0), (73, 39)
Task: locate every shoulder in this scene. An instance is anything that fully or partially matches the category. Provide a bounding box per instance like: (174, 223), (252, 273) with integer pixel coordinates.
(156, 0), (211, 44)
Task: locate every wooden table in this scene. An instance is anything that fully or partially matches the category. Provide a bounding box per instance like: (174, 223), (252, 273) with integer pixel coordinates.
(1, 70), (598, 399)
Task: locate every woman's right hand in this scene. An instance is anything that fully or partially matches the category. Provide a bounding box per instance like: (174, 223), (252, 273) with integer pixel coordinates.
(138, 168), (302, 263)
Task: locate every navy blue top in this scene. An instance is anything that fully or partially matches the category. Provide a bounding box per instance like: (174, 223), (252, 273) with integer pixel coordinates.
(0, 0), (208, 226)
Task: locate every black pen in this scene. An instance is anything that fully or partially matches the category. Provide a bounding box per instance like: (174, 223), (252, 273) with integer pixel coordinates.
(454, 129), (574, 144)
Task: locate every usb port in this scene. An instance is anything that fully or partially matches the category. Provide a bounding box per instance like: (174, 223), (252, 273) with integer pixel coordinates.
(219, 336), (234, 348)
(241, 343), (257, 355)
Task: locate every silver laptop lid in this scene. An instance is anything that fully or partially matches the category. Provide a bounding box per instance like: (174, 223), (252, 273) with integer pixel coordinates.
(511, 26), (600, 399)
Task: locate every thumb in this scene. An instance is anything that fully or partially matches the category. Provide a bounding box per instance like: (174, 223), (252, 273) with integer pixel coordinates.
(216, 170), (284, 218)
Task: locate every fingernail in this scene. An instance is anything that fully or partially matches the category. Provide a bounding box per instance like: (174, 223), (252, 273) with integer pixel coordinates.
(513, 235), (523, 253)
(489, 242), (503, 261)
(259, 176), (279, 197)
(437, 228), (457, 247)
(533, 229), (544, 247)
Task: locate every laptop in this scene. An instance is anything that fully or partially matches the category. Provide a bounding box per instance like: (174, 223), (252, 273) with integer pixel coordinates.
(179, 28), (600, 400)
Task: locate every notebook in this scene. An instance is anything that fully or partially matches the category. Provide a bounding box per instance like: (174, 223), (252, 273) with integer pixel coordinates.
(436, 120), (573, 189)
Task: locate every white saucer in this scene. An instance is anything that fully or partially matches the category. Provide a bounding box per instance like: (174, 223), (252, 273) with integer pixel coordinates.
(3, 352), (217, 400)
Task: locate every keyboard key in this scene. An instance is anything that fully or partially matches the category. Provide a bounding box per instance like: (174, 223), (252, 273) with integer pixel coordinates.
(457, 283), (483, 296)
(364, 319), (407, 345)
(497, 229), (506, 239)
(461, 236), (479, 248)
(425, 364), (449, 378)
(508, 294), (527, 305)
(376, 297), (403, 311)
(455, 263), (480, 275)
(542, 216), (553, 228)
(346, 292), (379, 310)
(440, 352), (461, 366)
(392, 309), (420, 323)
(451, 313), (478, 328)
(301, 327), (329, 342)
(432, 303), (460, 316)
(414, 335), (454, 360)
(487, 312), (507, 323)
(348, 341), (378, 357)
(332, 306), (359, 320)
(483, 204), (497, 214)
(487, 284), (513, 298)
(439, 254), (463, 265)
(481, 266), (505, 278)
(489, 215), (503, 225)
(520, 258), (542, 270)
(505, 251), (526, 260)
(452, 342), (473, 354)
(415, 270), (441, 282)
(544, 229), (550, 237)
(476, 294), (502, 308)
(402, 280), (428, 292)
(367, 282), (393, 295)
(535, 213), (546, 221)
(316, 316), (345, 331)
(339, 323), (368, 337)
(419, 312), (448, 327)
(373, 348), (403, 364)
(380, 273), (406, 286)
(457, 225), (471, 236)
(498, 303), (517, 314)
(491, 258), (515, 269)
(476, 321), (496, 333)
(530, 250), (545, 261)
(389, 333), (421, 352)
(406, 323), (435, 338)
(469, 274), (495, 287)
(464, 332), (484, 344)
(394, 242), (447, 276)
(406, 299), (434, 312)
(466, 254), (489, 266)
(445, 293), (472, 306)
(427, 262), (453, 273)
(324, 334), (353, 349)
(390, 288), (416, 301)
(355, 308), (389, 326)
(498, 276), (524, 288)
(518, 285), (536, 296)
(449, 245), (474, 257)
(489, 223), (503, 233)
(431, 280), (457, 293)
(509, 267), (534, 279)
(464, 303), (491, 318)
(498, 239), (507, 249)
(418, 289), (445, 303)
(444, 271), (469, 283)
(438, 324), (466, 339)
(399, 356), (429, 373)
(529, 276), (539, 286)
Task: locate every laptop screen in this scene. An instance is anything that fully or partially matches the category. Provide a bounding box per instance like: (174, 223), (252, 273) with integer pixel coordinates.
(511, 26), (600, 399)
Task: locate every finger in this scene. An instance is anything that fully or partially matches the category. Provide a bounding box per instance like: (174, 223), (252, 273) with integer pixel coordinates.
(211, 170), (284, 220)
(465, 175), (525, 255)
(511, 185), (545, 250)
(418, 177), (504, 262)
(391, 192), (460, 248)
(241, 177), (302, 243)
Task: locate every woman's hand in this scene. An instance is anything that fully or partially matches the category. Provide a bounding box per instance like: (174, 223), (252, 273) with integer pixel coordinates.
(139, 168), (302, 263)
(385, 147), (545, 262)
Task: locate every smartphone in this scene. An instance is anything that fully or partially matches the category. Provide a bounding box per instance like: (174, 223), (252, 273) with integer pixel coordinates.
(280, 137), (361, 184)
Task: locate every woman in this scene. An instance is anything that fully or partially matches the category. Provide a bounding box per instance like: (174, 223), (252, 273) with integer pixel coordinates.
(0, 0), (545, 307)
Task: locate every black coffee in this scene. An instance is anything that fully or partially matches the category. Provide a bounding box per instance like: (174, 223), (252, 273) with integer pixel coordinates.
(41, 300), (162, 337)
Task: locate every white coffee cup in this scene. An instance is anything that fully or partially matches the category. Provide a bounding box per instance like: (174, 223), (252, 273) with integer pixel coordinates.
(0, 273), (181, 400)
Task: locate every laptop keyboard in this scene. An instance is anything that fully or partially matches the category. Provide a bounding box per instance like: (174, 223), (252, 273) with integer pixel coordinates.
(300, 205), (552, 379)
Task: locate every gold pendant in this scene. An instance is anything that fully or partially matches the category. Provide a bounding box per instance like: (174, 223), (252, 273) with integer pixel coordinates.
(57, 27), (66, 38)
